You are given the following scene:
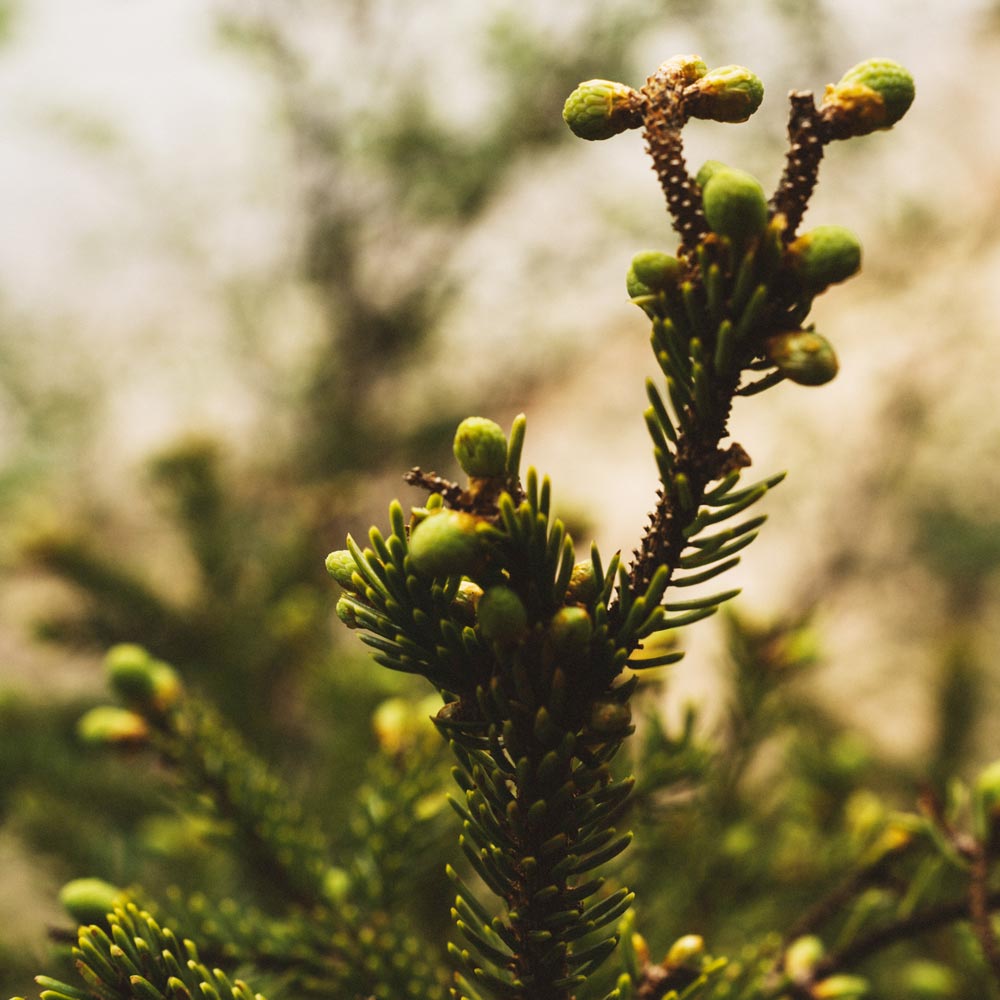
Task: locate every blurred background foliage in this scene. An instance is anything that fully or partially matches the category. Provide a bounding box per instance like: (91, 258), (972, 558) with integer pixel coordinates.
(2, 1), (1000, 998)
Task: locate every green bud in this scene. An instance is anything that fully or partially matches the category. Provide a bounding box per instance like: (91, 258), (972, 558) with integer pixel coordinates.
(788, 225), (862, 294)
(77, 706), (150, 747)
(903, 960), (958, 999)
(58, 878), (123, 926)
(665, 934), (704, 968)
(589, 697), (632, 735)
(823, 59), (914, 138)
(562, 79), (644, 141)
(702, 167), (769, 243)
(685, 64), (763, 123)
(785, 936), (825, 982)
(630, 251), (681, 292)
(325, 549), (358, 589)
(565, 560), (599, 604)
(765, 330), (839, 386)
(813, 974), (869, 999)
(477, 586), (528, 645)
(408, 509), (488, 579)
(695, 159), (729, 189)
(626, 267), (651, 300)
(453, 417), (508, 478)
(106, 644), (182, 713)
(548, 606), (593, 653)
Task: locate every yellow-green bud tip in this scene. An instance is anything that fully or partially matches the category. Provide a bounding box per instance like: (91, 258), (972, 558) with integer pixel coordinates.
(685, 64), (763, 123)
(823, 58), (914, 138)
(702, 167), (768, 242)
(58, 878), (124, 926)
(453, 417), (508, 478)
(408, 509), (487, 579)
(788, 225), (862, 294)
(105, 644), (181, 712)
(665, 934), (704, 968)
(565, 560), (599, 604)
(548, 606), (593, 652)
(562, 79), (644, 141)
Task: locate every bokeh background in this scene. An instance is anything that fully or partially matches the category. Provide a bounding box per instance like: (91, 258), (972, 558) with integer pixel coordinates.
(2, 0), (1000, 994)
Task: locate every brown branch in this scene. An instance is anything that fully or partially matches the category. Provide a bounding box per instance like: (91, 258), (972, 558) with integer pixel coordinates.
(769, 91), (830, 242)
(970, 844), (1000, 985)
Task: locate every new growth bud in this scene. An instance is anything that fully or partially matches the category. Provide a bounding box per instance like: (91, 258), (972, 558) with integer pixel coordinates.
(822, 58), (915, 139)
(765, 330), (839, 386)
(477, 586), (528, 645)
(562, 79), (645, 141)
(105, 644), (182, 713)
(788, 225), (862, 295)
(58, 878), (124, 926)
(565, 560), (599, 604)
(548, 606), (593, 653)
(453, 417), (508, 478)
(325, 549), (358, 589)
(684, 64), (764, 123)
(589, 697), (632, 735)
(77, 706), (150, 747)
(701, 167), (769, 243)
(629, 251), (682, 292)
(408, 509), (488, 579)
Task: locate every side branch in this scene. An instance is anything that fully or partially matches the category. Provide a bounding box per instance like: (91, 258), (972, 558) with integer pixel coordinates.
(769, 91), (828, 241)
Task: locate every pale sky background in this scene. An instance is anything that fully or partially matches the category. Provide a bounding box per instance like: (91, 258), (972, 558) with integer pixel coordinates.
(1, 0), (1000, 744)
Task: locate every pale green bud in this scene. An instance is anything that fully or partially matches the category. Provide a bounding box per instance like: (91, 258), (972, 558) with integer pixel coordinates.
(658, 54), (708, 87)
(325, 549), (359, 589)
(562, 79), (644, 141)
(453, 417), (508, 478)
(702, 167), (769, 243)
(902, 960), (958, 999)
(685, 64), (763, 123)
(695, 159), (729, 189)
(629, 251), (682, 292)
(77, 706), (150, 746)
(548, 606), (593, 653)
(785, 936), (825, 982)
(665, 934), (704, 967)
(335, 595), (360, 629)
(106, 644), (182, 713)
(823, 59), (914, 138)
(765, 330), (839, 386)
(626, 267), (651, 300)
(58, 878), (123, 926)
(451, 579), (484, 623)
(788, 225), (862, 294)
(408, 509), (487, 579)
(813, 974), (869, 999)
(478, 586), (528, 645)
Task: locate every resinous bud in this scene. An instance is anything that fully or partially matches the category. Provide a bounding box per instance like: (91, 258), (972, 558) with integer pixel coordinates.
(658, 54), (708, 87)
(788, 225), (862, 295)
(58, 878), (123, 926)
(823, 58), (915, 138)
(629, 251), (681, 292)
(765, 330), (839, 386)
(451, 579), (484, 623)
(562, 79), (644, 140)
(702, 167), (769, 243)
(477, 586), (528, 645)
(325, 549), (358, 589)
(408, 509), (487, 578)
(77, 706), (150, 747)
(453, 417), (508, 478)
(685, 65), (763, 123)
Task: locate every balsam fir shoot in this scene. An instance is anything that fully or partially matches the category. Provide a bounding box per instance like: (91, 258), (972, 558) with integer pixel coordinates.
(22, 50), (1000, 1000)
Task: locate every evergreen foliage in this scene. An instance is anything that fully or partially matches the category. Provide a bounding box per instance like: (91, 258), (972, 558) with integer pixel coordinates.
(10, 45), (1000, 1000)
